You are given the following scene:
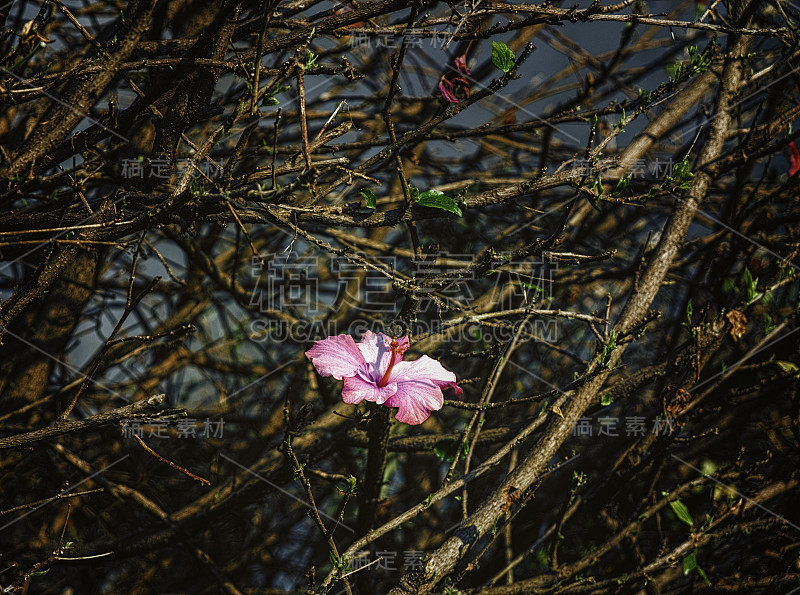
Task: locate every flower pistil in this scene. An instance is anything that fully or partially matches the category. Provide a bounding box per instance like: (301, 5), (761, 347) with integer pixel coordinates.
(378, 337), (402, 387)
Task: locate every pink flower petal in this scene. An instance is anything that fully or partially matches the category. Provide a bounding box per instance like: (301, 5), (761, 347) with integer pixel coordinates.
(439, 78), (458, 103)
(384, 378), (443, 425)
(390, 355), (460, 390)
(454, 54), (471, 76)
(789, 141), (800, 178)
(342, 367), (397, 404)
(354, 330), (382, 376)
(305, 334), (366, 380)
(356, 330), (392, 382)
(381, 356), (461, 424)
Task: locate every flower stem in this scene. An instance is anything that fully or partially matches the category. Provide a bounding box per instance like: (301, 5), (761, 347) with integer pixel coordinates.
(357, 403), (391, 534)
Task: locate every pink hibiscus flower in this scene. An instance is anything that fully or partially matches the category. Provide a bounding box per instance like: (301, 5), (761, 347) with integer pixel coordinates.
(305, 330), (462, 425)
(439, 53), (471, 104)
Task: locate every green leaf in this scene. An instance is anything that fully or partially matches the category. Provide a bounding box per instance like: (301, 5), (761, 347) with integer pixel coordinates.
(305, 49), (318, 69)
(414, 189), (463, 216)
(591, 175), (604, 203)
(491, 41), (515, 73)
(697, 565), (710, 585)
(329, 552), (349, 572)
(611, 174), (631, 196)
(667, 62), (683, 83)
(346, 475), (357, 490)
(683, 552), (711, 585)
(360, 189), (377, 209)
(599, 330), (617, 366)
(646, 186), (661, 200)
(774, 360), (799, 374)
(744, 267), (758, 303)
(669, 498), (694, 527)
(683, 552), (698, 574)
(600, 391), (613, 406)
(260, 84), (291, 107)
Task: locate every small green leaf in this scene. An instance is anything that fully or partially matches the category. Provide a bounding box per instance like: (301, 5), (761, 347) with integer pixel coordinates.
(683, 552), (711, 585)
(667, 62), (683, 83)
(744, 267), (758, 303)
(491, 41), (515, 73)
(329, 552), (349, 572)
(414, 189), (463, 216)
(697, 565), (710, 585)
(360, 189), (377, 209)
(305, 49), (318, 69)
(600, 392), (613, 406)
(346, 475), (357, 490)
(774, 360), (799, 374)
(669, 498), (694, 527)
(611, 174), (631, 195)
(683, 552), (698, 574)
